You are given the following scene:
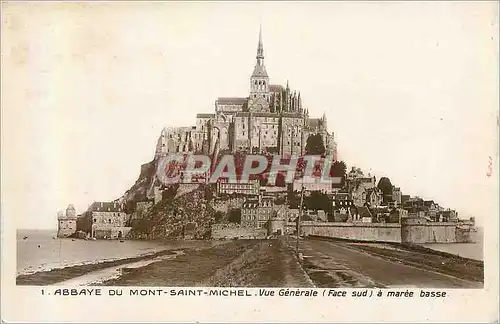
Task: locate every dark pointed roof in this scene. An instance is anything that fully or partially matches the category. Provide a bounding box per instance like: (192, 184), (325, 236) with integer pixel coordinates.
(307, 118), (321, 128)
(88, 202), (123, 213)
(216, 97), (248, 105)
(252, 64), (268, 77)
(196, 113), (215, 118)
(269, 84), (284, 92)
(358, 206), (372, 218)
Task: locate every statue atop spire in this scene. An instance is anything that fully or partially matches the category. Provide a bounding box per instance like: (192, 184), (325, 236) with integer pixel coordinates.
(257, 24), (263, 59)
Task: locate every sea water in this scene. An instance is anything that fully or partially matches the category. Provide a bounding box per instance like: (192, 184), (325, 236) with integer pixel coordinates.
(422, 227), (484, 261)
(16, 229), (219, 275)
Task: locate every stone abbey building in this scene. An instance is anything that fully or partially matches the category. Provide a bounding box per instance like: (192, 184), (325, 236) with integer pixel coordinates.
(155, 28), (337, 158)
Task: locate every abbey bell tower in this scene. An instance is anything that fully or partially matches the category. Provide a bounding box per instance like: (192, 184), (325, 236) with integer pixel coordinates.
(248, 26), (270, 112)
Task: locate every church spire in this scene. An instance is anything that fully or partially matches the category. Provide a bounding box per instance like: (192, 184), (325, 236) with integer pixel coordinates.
(251, 25), (268, 78)
(257, 24), (263, 60)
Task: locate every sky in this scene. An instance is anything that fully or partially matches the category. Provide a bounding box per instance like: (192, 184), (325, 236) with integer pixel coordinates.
(1, 2), (498, 229)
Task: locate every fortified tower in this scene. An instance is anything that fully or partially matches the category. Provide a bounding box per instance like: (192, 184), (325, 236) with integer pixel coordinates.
(57, 204), (77, 238)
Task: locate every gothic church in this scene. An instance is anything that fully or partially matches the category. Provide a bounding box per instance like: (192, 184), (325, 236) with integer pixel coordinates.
(155, 27), (337, 158)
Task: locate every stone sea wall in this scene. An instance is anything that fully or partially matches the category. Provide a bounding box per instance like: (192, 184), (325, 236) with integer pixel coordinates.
(273, 219), (476, 244)
(284, 222), (402, 243)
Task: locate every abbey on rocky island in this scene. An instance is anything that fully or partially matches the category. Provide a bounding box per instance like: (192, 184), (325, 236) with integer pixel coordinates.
(155, 27), (337, 158)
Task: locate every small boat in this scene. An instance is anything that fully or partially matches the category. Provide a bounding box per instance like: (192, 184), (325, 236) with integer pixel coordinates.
(52, 236), (56, 239)
(92, 237), (96, 241)
(23, 236), (28, 240)
(119, 240), (125, 243)
(71, 239), (75, 241)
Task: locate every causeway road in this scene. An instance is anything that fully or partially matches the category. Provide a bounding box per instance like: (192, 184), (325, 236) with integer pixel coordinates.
(296, 238), (483, 288)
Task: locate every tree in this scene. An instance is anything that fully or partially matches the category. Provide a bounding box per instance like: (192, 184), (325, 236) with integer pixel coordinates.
(377, 177), (393, 196)
(214, 211), (224, 223)
(204, 185), (215, 201)
(305, 134), (326, 155)
(228, 209), (241, 223)
(330, 160), (347, 188)
(287, 190), (300, 209)
(304, 191), (332, 213)
(162, 184), (179, 201)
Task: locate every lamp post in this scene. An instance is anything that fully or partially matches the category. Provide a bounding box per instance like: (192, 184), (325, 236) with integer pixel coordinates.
(296, 186), (305, 257)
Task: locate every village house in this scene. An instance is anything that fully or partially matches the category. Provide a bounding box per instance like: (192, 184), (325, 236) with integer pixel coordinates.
(424, 200), (440, 220)
(304, 209), (328, 222)
(392, 186), (402, 206)
(333, 205), (351, 222)
(240, 196), (275, 228)
(365, 188), (383, 207)
(292, 176), (335, 195)
(217, 179), (260, 196)
(332, 191), (353, 207)
(439, 209), (458, 222)
(402, 196), (425, 211)
(350, 183), (367, 207)
(89, 202), (131, 239)
(356, 206), (373, 223)
(346, 167), (376, 191)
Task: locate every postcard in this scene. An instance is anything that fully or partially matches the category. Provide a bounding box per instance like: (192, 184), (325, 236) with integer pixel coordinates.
(1, 1), (498, 322)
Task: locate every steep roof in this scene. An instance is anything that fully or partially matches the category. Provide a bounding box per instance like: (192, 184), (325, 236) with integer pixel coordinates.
(281, 112), (304, 118)
(252, 64), (268, 77)
(196, 113), (215, 118)
(269, 84), (284, 92)
(294, 214), (313, 222)
(424, 200), (435, 207)
(217, 97), (248, 105)
(358, 206), (372, 218)
(88, 202), (123, 213)
(242, 201), (259, 209)
(233, 111), (280, 118)
(307, 118), (321, 128)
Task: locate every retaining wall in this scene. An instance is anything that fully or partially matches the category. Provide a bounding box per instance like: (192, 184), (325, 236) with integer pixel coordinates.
(285, 221), (476, 244)
(284, 222), (402, 243)
(211, 224), (267, 240)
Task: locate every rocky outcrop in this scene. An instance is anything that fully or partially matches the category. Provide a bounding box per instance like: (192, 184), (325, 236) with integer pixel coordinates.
(129, 184), (216, 240)
(117, 159), (160, 213)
